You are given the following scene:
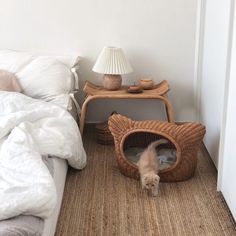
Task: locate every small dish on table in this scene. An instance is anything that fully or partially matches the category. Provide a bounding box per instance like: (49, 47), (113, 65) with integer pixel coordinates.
(127, 85), (143, 94)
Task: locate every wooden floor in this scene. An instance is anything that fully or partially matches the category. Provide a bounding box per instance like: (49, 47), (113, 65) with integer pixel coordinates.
(55, 131), (236, 236)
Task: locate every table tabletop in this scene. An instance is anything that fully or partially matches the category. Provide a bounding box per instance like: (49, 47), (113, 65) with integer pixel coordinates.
(83, 80), (170, 98)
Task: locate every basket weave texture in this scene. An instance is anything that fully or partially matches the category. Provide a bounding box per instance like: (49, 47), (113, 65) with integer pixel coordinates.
(108, 114), (206, 182)
(96, 122), (114, 145)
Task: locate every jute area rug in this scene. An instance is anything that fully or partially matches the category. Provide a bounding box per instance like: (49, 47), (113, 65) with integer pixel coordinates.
(56, 132), (236, 236)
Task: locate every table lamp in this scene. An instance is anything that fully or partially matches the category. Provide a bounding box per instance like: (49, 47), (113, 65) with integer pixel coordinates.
(92, 47), (133, 90)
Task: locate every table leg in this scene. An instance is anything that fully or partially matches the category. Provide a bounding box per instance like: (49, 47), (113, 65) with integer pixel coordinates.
(161, 95), (175, 123)
(165, 102), (175, 123)
(79, 98), (89, 136)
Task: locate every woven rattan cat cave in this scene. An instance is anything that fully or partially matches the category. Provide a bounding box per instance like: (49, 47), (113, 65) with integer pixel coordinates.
(108, 114), (206, 182)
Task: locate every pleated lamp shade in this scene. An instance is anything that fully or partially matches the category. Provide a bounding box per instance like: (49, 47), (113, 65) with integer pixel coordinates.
(93, 47), (133, 75)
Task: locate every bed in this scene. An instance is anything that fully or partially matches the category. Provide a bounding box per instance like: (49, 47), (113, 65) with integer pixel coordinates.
(43, 100), (78, 236)
(0, 50), (85, 236)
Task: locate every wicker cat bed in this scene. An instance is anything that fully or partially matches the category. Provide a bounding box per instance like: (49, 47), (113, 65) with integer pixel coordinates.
(108, 114), (206, 182)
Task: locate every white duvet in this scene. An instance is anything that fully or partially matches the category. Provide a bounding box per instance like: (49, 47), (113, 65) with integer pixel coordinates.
(0, 92), (86, 221)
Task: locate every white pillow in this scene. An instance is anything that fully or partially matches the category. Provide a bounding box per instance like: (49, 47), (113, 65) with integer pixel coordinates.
(0, 50), (79, 103)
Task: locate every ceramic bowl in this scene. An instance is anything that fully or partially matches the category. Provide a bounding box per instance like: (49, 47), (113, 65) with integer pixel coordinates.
(139, 78), (154, 90)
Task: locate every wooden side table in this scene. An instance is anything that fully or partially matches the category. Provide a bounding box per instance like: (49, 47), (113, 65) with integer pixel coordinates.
(79, 80), (175, 136)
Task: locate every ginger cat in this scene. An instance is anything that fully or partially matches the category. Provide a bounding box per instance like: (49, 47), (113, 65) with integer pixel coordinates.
(137, 139), (168, 196)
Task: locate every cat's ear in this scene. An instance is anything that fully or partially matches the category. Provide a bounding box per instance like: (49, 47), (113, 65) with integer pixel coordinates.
(141, 176), (146, 189)
(155, 175), (160, 182)
(144, 175), (149, 182)
(141, 175), (149, 184)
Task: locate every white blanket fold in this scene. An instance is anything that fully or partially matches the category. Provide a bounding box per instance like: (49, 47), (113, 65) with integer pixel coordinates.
(0, 92), (86, 220)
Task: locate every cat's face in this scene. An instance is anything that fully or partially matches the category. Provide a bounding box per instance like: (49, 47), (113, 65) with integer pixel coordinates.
(142, 173), (160, 190)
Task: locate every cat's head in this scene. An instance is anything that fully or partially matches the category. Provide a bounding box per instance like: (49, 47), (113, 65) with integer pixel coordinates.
(141, 173), (160, 190)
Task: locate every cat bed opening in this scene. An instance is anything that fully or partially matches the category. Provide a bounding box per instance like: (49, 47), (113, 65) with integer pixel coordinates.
(123, 132), (177, 171)
(108, 114), (206, 182)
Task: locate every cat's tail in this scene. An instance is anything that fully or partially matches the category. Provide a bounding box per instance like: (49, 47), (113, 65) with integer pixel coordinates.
(147, 139), (168, 150)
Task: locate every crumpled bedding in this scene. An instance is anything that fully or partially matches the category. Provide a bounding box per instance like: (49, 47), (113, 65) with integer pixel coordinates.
(0, 91), (86, 221)
(0, 215), (43, 236)
(0, 156), (53, 236)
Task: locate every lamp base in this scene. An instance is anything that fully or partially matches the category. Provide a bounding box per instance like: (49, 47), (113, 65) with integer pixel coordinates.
(103, 74), (122, 90)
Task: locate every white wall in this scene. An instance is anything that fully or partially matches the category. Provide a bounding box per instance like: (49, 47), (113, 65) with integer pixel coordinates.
(218, 0), (236, 220)
(0, 0), (198, 122)
(198, 0), (232, 167)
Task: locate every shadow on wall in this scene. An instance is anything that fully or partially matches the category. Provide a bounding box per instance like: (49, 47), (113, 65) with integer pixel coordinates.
(75, 57), (96, 108)
(168, 82), (196, 122)
(129, 49), (162, 82)
(199, 115), (220, 168)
